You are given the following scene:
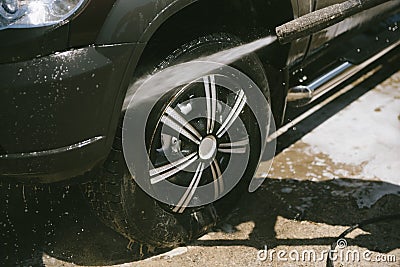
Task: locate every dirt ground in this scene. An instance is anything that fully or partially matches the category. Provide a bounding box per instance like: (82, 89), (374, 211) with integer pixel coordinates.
(1, 59), (399, 267)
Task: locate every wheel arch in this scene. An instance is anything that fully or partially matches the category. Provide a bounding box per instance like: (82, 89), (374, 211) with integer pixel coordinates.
(102, 0), (295, 144)
(97, 0), (295, 68)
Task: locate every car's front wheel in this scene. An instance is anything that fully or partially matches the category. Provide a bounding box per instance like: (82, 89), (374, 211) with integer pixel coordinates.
(83, 33), (272, 249)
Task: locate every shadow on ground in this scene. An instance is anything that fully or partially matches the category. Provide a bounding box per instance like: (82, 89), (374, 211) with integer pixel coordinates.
(1, 50), (399, 267)
(0, 177), (399, 266)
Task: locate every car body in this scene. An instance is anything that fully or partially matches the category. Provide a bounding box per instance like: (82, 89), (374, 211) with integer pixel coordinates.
(0, 0), (399, 184)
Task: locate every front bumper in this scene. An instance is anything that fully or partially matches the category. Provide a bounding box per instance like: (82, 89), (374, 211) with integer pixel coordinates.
(0, 44), (134, 183)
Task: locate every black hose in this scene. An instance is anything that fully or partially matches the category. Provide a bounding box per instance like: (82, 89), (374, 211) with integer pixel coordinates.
(326, 213), (400, 267)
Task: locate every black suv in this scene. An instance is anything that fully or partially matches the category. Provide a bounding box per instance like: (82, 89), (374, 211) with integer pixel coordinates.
(1, 0), (399, 248)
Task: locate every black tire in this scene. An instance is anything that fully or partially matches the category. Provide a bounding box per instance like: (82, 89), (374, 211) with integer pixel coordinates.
(83, 33), (271, 249)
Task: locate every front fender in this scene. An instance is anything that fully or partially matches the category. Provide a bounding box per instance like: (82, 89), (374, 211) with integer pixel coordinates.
(95, 0), (201, 147)
(96, 0), (199, 45)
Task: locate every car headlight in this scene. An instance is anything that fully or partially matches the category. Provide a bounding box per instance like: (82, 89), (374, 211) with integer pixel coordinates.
(0, 0), (86, 30)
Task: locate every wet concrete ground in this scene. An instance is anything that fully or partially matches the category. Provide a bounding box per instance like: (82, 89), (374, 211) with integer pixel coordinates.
(1, 57), (399, 266)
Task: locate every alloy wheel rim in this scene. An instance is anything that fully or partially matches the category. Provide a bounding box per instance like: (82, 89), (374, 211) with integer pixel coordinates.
(148, 74), (255, 213)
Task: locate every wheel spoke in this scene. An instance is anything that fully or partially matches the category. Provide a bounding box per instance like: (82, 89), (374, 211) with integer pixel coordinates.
(210, 159), (223, 199)
(214, 160), (224, 194)
(218, 147), (247, 154)
(210, 76), (217, 134)
(173, 163), (204, 213)
(161, 114), (201, 145)
(219, 139), (249, 148)
(216, 90), (247, 138)
(218, 139), (249, 154)
(150, 153), (199, 184)
(203, 75), (217, 134)
(165, 107), (202, 140)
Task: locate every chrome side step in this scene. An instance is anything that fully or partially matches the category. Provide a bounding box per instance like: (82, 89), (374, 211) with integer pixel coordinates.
(287, 40), (400, 107)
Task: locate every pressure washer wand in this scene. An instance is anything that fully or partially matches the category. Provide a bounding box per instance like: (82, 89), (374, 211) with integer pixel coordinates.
(276, 0), (391, 44)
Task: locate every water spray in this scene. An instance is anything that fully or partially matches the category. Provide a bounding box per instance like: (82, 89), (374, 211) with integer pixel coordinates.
(123, 36), (278, 111)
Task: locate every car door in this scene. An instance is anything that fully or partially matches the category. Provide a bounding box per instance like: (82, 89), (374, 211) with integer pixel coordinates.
(307, 0), (400, 57)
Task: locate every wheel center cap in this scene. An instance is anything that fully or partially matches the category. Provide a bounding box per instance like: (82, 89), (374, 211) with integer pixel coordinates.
(199, 136), (217, 161)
